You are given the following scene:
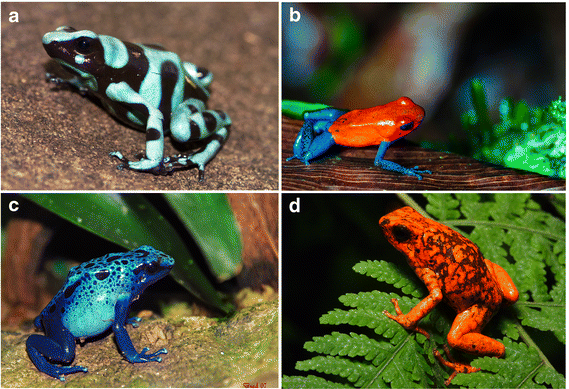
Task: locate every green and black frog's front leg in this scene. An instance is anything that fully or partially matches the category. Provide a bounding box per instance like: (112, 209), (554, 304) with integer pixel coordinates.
(106, 81), (168, 172)
(45, 72), (89, 95)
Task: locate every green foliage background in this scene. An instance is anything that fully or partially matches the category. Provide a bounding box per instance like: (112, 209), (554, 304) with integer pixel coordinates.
(282, 193), (564, 388)
(423, 79), (566, 179)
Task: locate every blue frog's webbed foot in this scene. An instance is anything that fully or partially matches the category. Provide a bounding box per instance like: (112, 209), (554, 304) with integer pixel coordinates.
(374, 142), (431, 179)
(127, 347), (168, 363)
(52, 365), (89, 381)
(126, 317), (142, 328)
(375, 159), (432, 180)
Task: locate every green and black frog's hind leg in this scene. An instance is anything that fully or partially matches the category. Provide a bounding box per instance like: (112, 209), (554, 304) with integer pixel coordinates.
(111, 97), (231, 182)
(166, 98), (231, 181)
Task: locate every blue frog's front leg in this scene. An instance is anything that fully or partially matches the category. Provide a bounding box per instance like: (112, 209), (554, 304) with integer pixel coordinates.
(374, 141), (432, 180)
(287, 108), (347, 164)
(112, 297), (167, 363)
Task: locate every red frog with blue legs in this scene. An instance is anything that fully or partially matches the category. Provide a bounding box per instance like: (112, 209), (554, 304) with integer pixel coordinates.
(286, 97), (431, 179)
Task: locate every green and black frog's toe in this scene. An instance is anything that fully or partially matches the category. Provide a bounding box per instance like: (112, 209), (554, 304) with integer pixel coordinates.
(184, 62), (213, 89)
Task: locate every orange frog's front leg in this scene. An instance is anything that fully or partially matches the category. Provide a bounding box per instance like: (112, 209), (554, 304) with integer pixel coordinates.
(383, 267), (443, 339)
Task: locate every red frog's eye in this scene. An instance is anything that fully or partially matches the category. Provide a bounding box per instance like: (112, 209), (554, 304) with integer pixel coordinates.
(399, 122), (414, 132)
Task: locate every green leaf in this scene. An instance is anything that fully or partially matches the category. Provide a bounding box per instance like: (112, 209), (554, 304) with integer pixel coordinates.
(296, 356), (377, 386)
(22, 193), (173, 250)
(164, 193), (242, 282)
(353, 260), (423, 298)
(281, 100), (331, 120)
(283, 374), (350, 388)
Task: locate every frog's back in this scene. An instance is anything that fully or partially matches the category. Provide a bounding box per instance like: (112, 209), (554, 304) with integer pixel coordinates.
(438, 241), (503, 313)
(328, 97), (425, 147)
(329, 107), (396, 147)
(409, 216), (503, 312)
(380, 207), (503, 313)
(138, 43), (209, 103)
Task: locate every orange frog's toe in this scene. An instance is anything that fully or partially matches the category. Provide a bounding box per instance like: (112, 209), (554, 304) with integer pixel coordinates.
(433, 346), (480, 386)
(383, 300), (431, 339)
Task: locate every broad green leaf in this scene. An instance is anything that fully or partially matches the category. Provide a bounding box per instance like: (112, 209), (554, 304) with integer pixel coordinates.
(164, 193), (242, 282)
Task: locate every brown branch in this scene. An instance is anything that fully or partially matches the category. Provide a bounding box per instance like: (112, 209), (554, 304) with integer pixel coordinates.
(282, 116), (565, 190)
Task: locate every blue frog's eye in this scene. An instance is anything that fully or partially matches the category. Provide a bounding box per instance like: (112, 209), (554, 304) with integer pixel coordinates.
(75, 38), (91, 54)
(146, 261), (159, 274)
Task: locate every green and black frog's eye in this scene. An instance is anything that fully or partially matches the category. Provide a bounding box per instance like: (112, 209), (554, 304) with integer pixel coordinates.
(75, 38), (92, 54)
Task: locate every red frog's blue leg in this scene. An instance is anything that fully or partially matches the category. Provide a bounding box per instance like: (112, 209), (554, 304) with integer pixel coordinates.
(374, 141), (432, 180)
(287, 108), (347, 164)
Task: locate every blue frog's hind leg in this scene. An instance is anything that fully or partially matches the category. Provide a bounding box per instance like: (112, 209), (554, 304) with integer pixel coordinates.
(26, 317), (87, 381)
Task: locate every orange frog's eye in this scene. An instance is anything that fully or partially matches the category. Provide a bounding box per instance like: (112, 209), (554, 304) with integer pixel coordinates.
(392, 225), (413, 243)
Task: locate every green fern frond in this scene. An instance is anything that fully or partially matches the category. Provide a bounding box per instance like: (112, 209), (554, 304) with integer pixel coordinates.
(296, 355), (377, 386)
(353, 260), (423, 298)
(282, 374), (350, 388)
(304, 332), (383, 360)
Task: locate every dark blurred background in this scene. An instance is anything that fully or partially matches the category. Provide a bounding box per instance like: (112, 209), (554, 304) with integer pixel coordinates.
(282, 3), (565, 146)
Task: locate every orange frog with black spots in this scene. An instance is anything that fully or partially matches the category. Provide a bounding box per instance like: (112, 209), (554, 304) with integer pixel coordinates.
(379, 206), (519, 385)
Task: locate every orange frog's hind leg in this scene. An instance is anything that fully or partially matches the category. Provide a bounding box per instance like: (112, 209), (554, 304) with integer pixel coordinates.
(434, 305), (504, 385)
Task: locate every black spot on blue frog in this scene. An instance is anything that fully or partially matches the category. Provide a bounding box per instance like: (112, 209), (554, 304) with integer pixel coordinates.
(26, 245), (175, 381)
(42, 26), (231, 182)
